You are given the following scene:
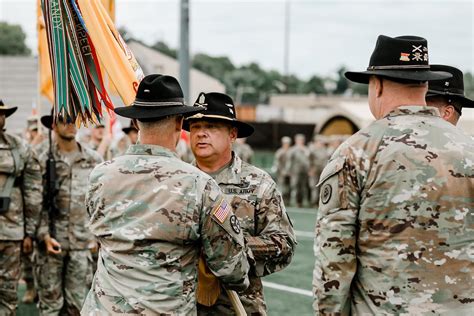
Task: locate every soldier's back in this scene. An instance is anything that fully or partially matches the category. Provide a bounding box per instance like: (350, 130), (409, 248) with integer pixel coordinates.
(327, 106), (474, 314)
(83, 144), (249, 315)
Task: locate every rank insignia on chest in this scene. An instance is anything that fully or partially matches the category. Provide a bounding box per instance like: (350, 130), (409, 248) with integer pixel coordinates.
(212, 199), (231, 224)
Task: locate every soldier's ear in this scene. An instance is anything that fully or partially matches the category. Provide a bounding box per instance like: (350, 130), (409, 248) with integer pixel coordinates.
(229, 127), (238, 142)
(376, 77), (384, 97)
(175, 115), (184, 131)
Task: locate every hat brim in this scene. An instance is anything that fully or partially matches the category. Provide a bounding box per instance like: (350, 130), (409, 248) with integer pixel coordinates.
(182, 115), (255, 138)
(41, 115), (53, 129)
(114, 105), (204, 120)
(345, 70), (452, 84)
(426, 90), (474, 108)
(122, 127), (138, 134)
(0, 107), (18, 118)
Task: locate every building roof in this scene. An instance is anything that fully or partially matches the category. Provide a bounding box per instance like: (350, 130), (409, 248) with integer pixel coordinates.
(127, 41), (225, 102)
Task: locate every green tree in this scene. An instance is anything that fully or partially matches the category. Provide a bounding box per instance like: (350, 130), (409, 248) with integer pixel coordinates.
(334, 66), (349, 94)
(0, 22), (31, 55)
(151, 41), (177, 59)
(192, 53), (235, 79)
(302, 75), (326, 94)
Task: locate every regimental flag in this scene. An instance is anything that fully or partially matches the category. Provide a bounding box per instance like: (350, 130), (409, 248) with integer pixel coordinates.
(78, 0), (144, 106)
(212, 199), (231, 224)
(40, 0), (142, 127)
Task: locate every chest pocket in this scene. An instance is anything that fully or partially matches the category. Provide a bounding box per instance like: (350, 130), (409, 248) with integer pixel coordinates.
(230, 194), (258, 235)
(0, 149), (15, 174)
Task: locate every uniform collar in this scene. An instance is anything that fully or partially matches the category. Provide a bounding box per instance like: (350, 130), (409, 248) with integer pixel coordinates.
(125, 144), (177, 158)
(53, 141), (88, 163)
(193, 152), (243, 184)
(384, 105), (441, 118)
(213, 152), (242, 185)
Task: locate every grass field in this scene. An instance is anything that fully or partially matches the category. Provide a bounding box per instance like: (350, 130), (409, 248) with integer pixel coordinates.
(16, 206), (317, 316)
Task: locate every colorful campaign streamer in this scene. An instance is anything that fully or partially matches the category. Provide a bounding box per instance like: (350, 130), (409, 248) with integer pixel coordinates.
(40, 0), (141, 127)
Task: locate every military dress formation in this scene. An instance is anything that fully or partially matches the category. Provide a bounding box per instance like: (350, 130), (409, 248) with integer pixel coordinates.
(1, 32), (473, 316)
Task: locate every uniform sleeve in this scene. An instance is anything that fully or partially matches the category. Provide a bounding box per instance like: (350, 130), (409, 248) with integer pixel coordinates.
(36, 151), (49, 241)
(312, 154), (360, 315)
(200, 179), (250, 292)
(21, 145), (43, 237)
(247, 179), (296, 277)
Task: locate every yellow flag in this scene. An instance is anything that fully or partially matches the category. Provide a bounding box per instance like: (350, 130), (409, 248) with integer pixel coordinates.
(37, 0), (54, 103)
(99, 0), (117, 95)
(79, 0), (144, 106)
(100, 0), (115, 22)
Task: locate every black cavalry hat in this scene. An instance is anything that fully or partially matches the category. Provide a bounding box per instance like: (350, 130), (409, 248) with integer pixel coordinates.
(122, 120), (138, 134)
(427, 65), (474, 109)
(114, 74), (204, 120)
(0, 99), (18, 117)
(182, 92), (254, 138)
(345, 35), (452, 84)
(40, 115), (53, 129)
(40, 110), (74, 129)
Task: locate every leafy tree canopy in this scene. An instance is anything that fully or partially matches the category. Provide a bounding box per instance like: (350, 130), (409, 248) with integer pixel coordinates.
(0, 22), (31, 56)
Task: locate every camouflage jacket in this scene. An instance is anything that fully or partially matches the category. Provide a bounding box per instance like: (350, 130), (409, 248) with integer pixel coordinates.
(286, 145), (310, 175)
(0, 133), (42, 240)
(273, 147), (290, 178)
(81, 144), (249, 315)
(197, 154), (296, 315)
(37, 142), (103, 250)
(313, 106), (474, 315)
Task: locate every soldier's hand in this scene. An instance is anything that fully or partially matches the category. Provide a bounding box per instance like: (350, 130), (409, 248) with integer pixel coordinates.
(22, 236), (33, 254)
(45, 235), (62, 254)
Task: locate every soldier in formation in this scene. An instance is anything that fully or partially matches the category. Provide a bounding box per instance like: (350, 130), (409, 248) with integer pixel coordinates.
(88, 124), (112, 160)
(35, 114), (103, 315)
(313, 35), (474, 314)
(184, 92), (296, 315)
(272, 136), (292, 204)
(286, 133), (310, 207)
(232, 137), (253, 163)
(110, 121), (138, 158)
(82, 75), (250, 315)
(0, 100), (42, 315)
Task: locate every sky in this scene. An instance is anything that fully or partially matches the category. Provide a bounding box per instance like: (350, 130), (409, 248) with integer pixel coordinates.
(0, 0), (473, 79)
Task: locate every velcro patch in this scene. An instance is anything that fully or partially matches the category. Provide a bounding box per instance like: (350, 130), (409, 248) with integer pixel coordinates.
(212, 199), (231, 224)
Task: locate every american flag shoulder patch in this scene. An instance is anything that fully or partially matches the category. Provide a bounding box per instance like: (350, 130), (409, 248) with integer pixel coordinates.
(212, 198), (231, 224)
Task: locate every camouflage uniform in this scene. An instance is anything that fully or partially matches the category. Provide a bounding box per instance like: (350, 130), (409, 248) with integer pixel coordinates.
(233, 141), (254, 163)
(273, 146), (291, 203)
(308, 140), (328, 206)
(36, 142), (103, 315)
(197, 154), (296, 316)
(313, 106), (474, 315)
(286, 145), (310, 206)
(88, 140), (113, 161)
(81, 144), (250, 315)
(0, 133), (42, 315)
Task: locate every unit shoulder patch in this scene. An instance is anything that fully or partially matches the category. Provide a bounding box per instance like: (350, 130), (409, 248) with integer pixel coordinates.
(229, 215), (241, 234)
(321, 183), (332, 204)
